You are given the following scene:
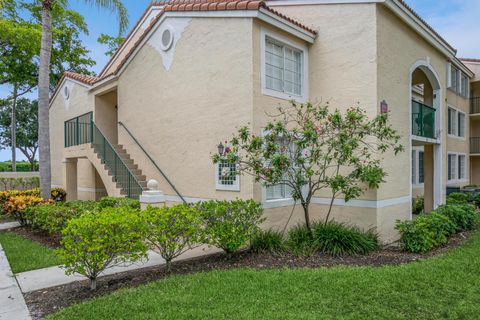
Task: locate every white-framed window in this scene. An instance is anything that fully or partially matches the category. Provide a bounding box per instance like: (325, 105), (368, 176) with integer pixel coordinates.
(261, 28), (308, 102)
(448, 152), (467, 182)
(412, 147), (424, 186)
(448, 63), (470, 97)
(461, 74), (469, 97)
(448, 153), (457, 181)
(447, 105), (466, 138)
(215, 161), (240, 191)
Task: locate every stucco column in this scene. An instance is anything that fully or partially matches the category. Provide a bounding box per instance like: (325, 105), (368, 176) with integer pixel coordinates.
(63, 158), (78, 201)
(424, 145), (434, 212)
(140, 179), (166, 210)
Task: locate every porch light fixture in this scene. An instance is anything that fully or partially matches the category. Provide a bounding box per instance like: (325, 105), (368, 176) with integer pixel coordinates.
(380, 100), (388, 114)
(217, 142), (225, 156)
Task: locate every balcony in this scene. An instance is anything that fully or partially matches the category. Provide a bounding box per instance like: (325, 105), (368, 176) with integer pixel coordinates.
(471, 137), (480, 154)
(471, 97), (480, 115)
(64, 112), (93, 147)
(412, 100), (435, 139)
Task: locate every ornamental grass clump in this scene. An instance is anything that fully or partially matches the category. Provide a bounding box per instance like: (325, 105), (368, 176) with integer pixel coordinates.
(285, 224), (316, 257)
(57, 207), (148, 290)
(196, 199), (264, 254)
(141, 204), (202, 272)
(250, 229), (285, 253)
(312, 221), (378, 256)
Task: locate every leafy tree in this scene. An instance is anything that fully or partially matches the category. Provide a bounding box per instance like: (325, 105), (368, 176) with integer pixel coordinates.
(214, 102), (404, 232)
(37, 0), (128, 199)
(97, 33), (125, 56)
(0, 98), (38, 171)
(1, 0), (95, 173)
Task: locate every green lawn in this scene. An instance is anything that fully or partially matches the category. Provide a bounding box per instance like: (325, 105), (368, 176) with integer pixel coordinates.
(49, 231), (480, 320)
(0, 232), (61, 273)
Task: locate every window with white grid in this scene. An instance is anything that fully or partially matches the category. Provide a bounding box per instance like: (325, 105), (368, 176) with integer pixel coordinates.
(265, 37), (303, 96)
(448, 154), (456, 181)
(215, 161), (239, 191)
(262, 30), (307, 101)
(263, 134), (295, 201)
(458, 155), (466, 180)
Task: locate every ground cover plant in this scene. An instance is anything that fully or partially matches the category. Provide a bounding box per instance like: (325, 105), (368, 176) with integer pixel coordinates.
(0, 232), (60, 273)
(45, 229), (480, 320)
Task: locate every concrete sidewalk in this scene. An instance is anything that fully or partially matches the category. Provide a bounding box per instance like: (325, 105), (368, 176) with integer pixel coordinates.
(0, 221), (20, 231)
(0, 243), (31, 320)
(17, 245), (221, 293)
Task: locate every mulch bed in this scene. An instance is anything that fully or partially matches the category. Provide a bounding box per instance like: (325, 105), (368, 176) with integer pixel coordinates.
(7, 226), (61, 249)
(22, 229), (473, 320)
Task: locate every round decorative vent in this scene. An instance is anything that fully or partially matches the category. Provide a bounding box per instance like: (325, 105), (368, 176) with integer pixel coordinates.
(64, 86), (70, 99)
(160, 26), (174, 51)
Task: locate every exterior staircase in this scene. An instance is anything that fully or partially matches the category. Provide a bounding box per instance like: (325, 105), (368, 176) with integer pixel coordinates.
(96, 144), (148, 195)
(64, 112), (147, 199)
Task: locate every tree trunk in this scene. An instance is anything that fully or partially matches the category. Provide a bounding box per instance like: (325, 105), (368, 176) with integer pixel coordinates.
(302, 202), (311, 233)
(38, 2), (53, 200)
(90, 277), (97, 291)
(11, 85), (17, 172)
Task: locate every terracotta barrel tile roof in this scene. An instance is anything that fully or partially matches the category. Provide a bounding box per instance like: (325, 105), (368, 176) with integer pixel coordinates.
(460, 58), (480, 63)
(63, 71), (100, 85)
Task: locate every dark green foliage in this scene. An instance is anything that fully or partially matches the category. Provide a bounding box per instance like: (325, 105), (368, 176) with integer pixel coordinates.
(446, 192), (471, 205)
(57, 207), (148, 290)
(196, 199), (264, 254)
(396, 212), (457, 253)
(28, 204), (80, 235)
(0, 161), (38, 172)
(285, 224), (315, 256)
(312, 221), (378, 256)
(250, 229), (285, 253)
(435, 204), (478, 232)
(412, 196), (424, 215)
(97, 197), (140, 210)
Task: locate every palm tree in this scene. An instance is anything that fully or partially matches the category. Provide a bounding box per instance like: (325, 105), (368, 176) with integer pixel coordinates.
(37, 0), (128, 199)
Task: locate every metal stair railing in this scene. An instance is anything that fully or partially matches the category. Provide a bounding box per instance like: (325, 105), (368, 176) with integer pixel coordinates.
(118, 121), (186, 204)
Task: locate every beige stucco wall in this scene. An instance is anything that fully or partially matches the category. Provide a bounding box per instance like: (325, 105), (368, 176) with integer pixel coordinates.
(376, 4), (448, 200)
(49, 81), (94, 189)
(117, 17), (255, 201)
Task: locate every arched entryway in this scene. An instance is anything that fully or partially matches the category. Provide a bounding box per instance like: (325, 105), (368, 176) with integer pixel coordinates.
(409, 60), (443, 215)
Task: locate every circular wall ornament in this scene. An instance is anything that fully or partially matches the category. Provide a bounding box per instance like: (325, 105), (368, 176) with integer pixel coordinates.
(160, 26), (174, 51)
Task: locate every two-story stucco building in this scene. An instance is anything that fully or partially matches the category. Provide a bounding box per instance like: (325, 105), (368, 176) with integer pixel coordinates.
(49, 0), (480, 243)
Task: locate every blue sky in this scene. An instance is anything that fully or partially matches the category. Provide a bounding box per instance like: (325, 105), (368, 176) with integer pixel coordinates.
(0, 0), (479, 161)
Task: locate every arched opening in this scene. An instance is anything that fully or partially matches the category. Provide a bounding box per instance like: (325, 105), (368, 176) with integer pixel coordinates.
(410, 61), (442, 216)
(65, 157), (108, 201)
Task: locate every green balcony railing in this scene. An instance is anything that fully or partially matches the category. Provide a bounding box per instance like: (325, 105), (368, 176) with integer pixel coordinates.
(91, 123), (143, 199)
(412, 100), (436, 139)
(471, 97), (480, 114)
(64, 112), (93, 147)
(64, 113), (143, 199)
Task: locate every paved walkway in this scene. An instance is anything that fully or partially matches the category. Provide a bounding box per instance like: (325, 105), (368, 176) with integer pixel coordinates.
(0, 221), (20, 231)
(0, 243), (31, 320)
(17, 245), (221, 293)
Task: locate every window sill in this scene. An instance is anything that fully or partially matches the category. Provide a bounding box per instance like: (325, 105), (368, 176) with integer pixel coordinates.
(262, 198), (295, 209)
(261, 88), (307, 103)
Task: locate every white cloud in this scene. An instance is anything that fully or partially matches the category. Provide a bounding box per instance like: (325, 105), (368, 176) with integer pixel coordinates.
(420, 0), (480, 58)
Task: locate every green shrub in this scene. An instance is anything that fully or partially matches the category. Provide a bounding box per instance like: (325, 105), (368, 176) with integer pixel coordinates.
(65, 200), (99, 212)
(396, 212), (456, 253)
(51, 188), (67, 202)
(312, 221), (378, 256)
(196, 199), (264, 254)
(447, 192), (471, 205)
(28, 204), (80, 235)
(435, 204), (478, 232)
(250, 229), (285, 253)
(57, 207), (148, 290)
(285, 224), (315, 256)
(97, 197), (140, 210)
(412, 196), (424, 215)
(142, 204), (201, 271)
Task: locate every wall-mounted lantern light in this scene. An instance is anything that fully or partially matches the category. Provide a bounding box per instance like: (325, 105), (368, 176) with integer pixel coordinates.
(380, 100), (388, 114)
(217, 142), (225, 156)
